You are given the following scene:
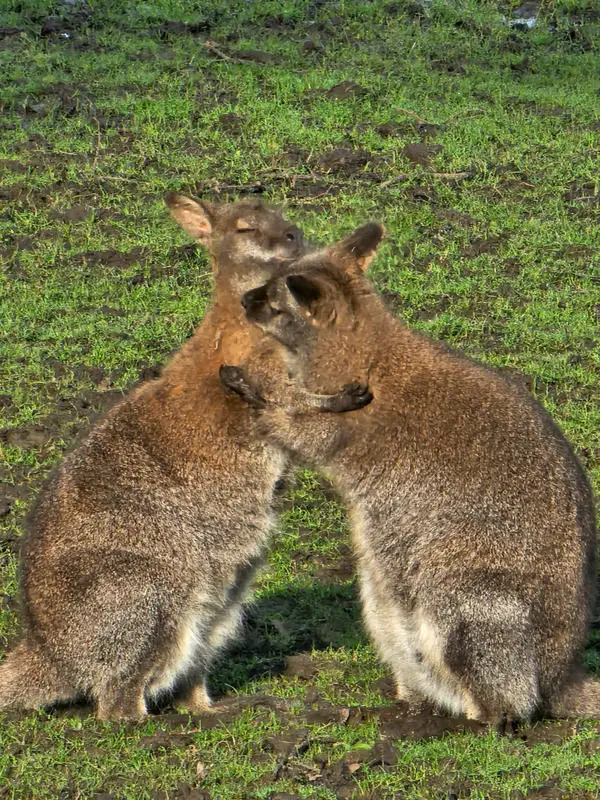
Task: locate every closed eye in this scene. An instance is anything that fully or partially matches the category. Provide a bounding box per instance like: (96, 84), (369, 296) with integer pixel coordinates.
(236, 227), (256, 233)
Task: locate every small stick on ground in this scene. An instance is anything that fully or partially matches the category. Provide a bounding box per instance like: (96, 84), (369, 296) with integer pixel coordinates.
(380, 171), (472, 189)
(396, 107), (428, 124)
(431, 171), (473, 180)
(379, 173), (412, 189)
(205, 40), (243, 63)
(91, 117), (102, 170)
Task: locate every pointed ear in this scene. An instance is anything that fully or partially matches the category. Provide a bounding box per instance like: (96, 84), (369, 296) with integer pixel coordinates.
(330, 222), (385, 273)
(164, 193), (216, 244)
(286, 275), (321, 309)
(285, 274), (333, 322)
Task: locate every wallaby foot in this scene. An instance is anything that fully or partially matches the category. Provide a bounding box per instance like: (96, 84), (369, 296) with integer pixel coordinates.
(176, 682), (215, 714)
(395, 682), (427, 714)
(96, 679), (148, 721)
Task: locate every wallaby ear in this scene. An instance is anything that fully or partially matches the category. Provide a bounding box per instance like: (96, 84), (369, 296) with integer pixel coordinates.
(285, 274), (332, 321)
(286, 275), (321, 308)
(330, 222), (385, 273)
(165, 192), (216, 244)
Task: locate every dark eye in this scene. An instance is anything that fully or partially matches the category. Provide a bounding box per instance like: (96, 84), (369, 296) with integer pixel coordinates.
(286, 232), (295, 242)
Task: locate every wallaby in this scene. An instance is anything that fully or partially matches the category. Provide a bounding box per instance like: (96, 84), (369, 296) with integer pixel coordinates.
(0, 195), (369, 720)
(221, 223), (599, 728)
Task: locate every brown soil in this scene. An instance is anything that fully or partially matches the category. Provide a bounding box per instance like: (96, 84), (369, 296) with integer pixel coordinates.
(324, 81), (367, 100)
(402, 142), (444, 168)
(316, 148), (374, 174)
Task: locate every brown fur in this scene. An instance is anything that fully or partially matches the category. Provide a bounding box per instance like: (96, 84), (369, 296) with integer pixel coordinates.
(0, 195), (362, 720)
(223, 224), (599, 725)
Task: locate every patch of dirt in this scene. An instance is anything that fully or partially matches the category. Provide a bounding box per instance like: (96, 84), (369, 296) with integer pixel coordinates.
(70, 246), (146, 270)
(235, 48), (279, 64)
(286, 178), (343, 202)
(49, 205), (125, 225)
(150, 788), (209, 800)
(435, 208), (478, 228)
(302, 38), (324, 54)
(280, 146), (310, 167)
(219, 112), (244, 135)
(404, 185), (436, 204)
(342, 738), (398, 770)
(431, 58), (467, 75)
(152, 20), (211, 38)
(353, 703), (488, 739)
(402, 142), (444, 168)
(564, 181), (599, 211)
(501, 257), (523, 277)
(138, 363), (163, 383)
(0, 387), (123, 461)
(0, 425), (54, 449)
(47, 359), (106, 386)
(284, 653), (318, 680)
(324, 81), (367, 100)
(139, 731), (197, 752)
(376, 121), (410, 138)
(269, 794), (303, 800)
(314, 544), (355, 582)
(416, 296), (452, 321)
(373, 676), (397, 700)
(0, 26), (23, 39)
(263, 727), (309, 759)
(461, 235), (506, 258)
(298, 702), (351, 726)
(517, 719), (581, 746)
(316, 148), (374, 174)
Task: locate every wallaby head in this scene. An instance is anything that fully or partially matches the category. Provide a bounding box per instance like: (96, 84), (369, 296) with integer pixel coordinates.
(241, 222), (385, 352)
(165, 192), (305, 294)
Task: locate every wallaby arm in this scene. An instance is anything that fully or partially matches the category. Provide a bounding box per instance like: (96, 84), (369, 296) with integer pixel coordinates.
(219, 365), (372, 417)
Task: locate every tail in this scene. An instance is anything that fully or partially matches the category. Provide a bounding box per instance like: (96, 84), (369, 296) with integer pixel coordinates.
(549, 669), (600, 719)
(0, 640), (73, 711)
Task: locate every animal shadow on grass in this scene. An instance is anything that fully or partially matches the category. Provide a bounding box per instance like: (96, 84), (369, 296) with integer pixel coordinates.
(208, 581), (365, 697)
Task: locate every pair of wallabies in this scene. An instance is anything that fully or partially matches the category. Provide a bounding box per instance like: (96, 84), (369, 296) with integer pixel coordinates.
(1, 197), (597, 728)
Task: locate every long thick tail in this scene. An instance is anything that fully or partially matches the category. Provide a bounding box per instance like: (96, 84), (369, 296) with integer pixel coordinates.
(0, 640), (72, 711)
(549, 670), (600, 719)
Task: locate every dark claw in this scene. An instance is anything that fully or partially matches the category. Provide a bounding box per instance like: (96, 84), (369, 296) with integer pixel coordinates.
(327, 382), (373, 413)
(219, 365), (267, 409)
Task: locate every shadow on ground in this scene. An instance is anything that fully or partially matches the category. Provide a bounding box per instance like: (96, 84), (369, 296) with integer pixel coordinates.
(208, 580), (365, 696)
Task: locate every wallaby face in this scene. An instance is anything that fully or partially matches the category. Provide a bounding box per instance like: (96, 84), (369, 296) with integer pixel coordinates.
(0, 198), (367, 721)
(224, 223), (598, 729)
(241, 222), (383, 357)
(165, 193), (305, 294)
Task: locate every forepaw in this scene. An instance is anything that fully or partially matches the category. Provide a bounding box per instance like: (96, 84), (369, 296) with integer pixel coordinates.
(326, 382), (373, 413)
(219, 365), (267, 409)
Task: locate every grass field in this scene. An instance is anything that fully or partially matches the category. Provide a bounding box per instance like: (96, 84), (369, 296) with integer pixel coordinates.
(1, 0), (599, 797)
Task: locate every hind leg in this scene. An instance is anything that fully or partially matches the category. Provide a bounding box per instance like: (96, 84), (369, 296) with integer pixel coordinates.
(37, 551), (185, 720)
(96, 670), (151, 721)
(440, 598), (540, 726)
(357, 559), (427, 709)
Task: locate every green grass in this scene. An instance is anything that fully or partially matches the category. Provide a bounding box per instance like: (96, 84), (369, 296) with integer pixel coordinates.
(1, 0), (599, 797)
